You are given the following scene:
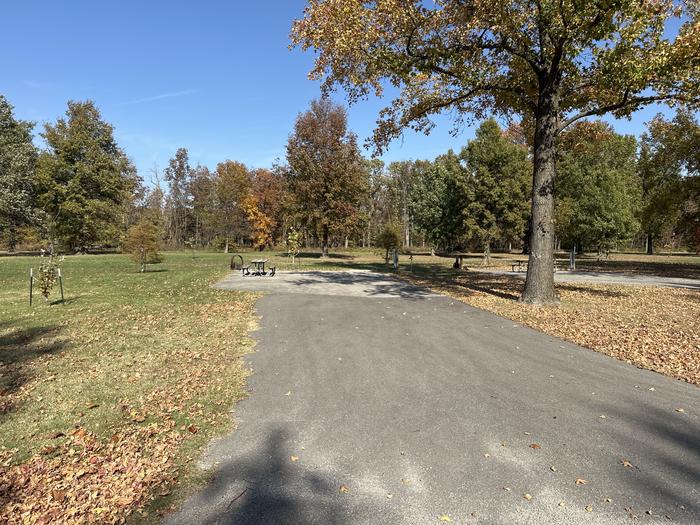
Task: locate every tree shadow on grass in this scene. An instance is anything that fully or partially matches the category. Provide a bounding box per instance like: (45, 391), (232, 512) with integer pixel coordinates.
(557, 283), (630, 298)
(576, 258), (700, 280)
(293, 252), (356, 260)
(0, 322), (67, 413)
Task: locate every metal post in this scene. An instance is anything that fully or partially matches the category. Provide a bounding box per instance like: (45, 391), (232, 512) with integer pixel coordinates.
(58, 268), (64, 302)
(29, 268), (33, 306)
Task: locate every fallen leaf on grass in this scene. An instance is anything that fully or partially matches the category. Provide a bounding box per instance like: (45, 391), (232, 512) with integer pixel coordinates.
(187, 424), (198, 434)
(575, 478), (589, 485)
(675, 408), (685, 413)
(87, 403), (99, 410)
(523, 493), (533, 501)
(290, 455), (299, 462)
(339, 484), (349, 493)
(558, 501), (565, 507)
(438, 515), (452, 522)
(529, 443), (541, 450)
(585, 505), (593, 512)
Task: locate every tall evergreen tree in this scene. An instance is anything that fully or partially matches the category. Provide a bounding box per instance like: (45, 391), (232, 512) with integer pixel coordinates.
(35, 100), (137, 251)
(0, 95), (38, 250)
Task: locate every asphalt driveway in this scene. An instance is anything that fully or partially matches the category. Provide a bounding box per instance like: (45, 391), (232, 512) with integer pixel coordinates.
(166, 271), (700, 524)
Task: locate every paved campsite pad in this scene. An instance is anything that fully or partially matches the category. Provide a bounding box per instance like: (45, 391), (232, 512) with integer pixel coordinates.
(488, 269), (700, 289)
(166, 271), (700, 524)
(214, 269), (442, 298)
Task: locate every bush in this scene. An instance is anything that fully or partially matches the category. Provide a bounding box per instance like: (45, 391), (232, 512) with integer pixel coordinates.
(376, 224), (402, 264)
(123, 222), (162, 272)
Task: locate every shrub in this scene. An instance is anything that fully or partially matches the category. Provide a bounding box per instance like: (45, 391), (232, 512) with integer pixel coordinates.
(123, 222), (162, 272)
(376, 224), (402, 264)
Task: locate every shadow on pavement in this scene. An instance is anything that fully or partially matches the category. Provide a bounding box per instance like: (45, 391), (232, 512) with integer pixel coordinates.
(174, 425), (396, 525)
(287, 271), (435, 299)
(593, 397), (700, 520)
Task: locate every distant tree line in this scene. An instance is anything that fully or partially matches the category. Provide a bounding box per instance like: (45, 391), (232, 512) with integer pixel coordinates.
(1, 94), (698, 256)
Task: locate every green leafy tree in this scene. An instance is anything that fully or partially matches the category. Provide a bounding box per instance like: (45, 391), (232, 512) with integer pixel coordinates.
(0, 95), (38, 250)
(292, 0), (699, 303)
(376, 223), (402, 264)
(35, 100), (137, 251)
(638, 110), (700, 253)
(461, 120), (531, 261)
(37, 254), (60, 301)
(410, 152), (465, 252)
(556, 122), (640, 253)
(213, 160), (252, 251)
(286, 98), (368, 257)
(287, 227), (301, 264)
(163, 148), (193, 247)
(359, 158), (386, 248)
(123, 221), (162, 272)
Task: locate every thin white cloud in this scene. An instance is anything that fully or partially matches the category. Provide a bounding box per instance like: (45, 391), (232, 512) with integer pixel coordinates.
(123, 89), (195, 105)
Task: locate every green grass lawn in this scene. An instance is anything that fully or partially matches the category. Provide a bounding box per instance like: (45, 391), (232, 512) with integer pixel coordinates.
(0, 252), (259, 523)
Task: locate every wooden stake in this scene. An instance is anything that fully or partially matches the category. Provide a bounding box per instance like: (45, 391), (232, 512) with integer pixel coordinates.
(58, 268), (64, 302)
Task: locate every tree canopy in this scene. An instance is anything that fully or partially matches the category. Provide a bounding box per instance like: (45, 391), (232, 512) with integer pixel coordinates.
(292, 0), (699, 302)
(461, 119), (531, 259)
(35, 100), (137, 251)
(286, 98), (368, 256)
(0, 95), (37, 250)
(556, 121), (640, 252)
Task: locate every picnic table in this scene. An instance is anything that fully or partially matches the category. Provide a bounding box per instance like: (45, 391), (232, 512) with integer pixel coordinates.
(241, 259), (276, 277)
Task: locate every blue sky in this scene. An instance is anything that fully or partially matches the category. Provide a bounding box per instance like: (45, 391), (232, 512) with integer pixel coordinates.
(0, 0), (681, 181)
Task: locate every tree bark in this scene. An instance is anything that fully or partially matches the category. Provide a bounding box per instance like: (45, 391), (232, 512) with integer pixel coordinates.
(522, 85), (559, 304)
(483, 241), (491, 265)
(321, 224), (329, 257)
(646, 232), (654, 255)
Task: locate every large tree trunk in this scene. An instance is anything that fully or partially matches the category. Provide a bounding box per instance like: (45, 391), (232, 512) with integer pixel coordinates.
(646, 232), (654, 255)
(522, 86), (559, 304)
(321, 224), (329, 257)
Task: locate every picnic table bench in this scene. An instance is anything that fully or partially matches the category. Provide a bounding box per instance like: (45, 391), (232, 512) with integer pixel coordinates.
(242, 259), (276, 277)
(511, 258), (567, 273)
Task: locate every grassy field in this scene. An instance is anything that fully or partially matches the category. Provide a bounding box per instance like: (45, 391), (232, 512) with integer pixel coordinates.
(0, 252), (258, 523)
